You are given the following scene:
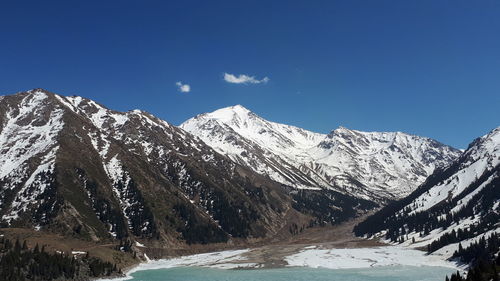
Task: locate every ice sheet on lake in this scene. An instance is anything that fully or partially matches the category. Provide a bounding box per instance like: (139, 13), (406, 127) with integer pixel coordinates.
(285, 246), (459, 270)
(98, 246), (461, 281)
(97, 249), (254, 281)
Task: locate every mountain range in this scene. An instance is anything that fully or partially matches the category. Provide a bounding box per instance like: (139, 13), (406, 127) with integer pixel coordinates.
(0, 89), (294, 243)
(181, 105), (461, 201)
(0, 89), (378, 244)
(354, 126), (500, 279)
(0, 88), (489, 251)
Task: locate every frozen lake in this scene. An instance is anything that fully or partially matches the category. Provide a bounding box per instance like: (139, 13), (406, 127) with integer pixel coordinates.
(123, 266), (455, 281)
(100, 247), (459, 281)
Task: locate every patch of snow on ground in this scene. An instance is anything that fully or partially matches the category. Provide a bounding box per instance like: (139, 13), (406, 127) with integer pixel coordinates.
(72, 251), (87, 255)
(285, 246), (460, 270)
(97, 249), (253, 281)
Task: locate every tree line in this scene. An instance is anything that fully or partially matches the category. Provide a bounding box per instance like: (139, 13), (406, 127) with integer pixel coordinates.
(0, 237), (119, 281)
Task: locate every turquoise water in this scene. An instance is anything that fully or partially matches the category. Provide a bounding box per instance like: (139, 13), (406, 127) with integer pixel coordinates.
(128, 266), (455, 281)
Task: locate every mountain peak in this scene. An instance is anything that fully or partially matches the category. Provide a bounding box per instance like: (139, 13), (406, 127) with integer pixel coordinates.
(332, 126), (353, 134)
(220, 104), (252, 114)
(200, 104), (254, 124)
(27, 88), (49, 93)
(486, 126), (500, 139)
(329, 126), (363, 139)
(230, 104), (250, 111)
(464, 126), (500, 159)
(25, 88), (61, 98)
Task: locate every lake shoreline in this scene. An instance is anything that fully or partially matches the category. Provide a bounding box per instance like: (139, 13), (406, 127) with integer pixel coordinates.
(98, 244), (462, 281)
(100, 214), (464, 280)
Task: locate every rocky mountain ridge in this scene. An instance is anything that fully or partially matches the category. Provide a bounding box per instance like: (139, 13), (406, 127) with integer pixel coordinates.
(354, 126), (500, 264)
(181, 105), (462, 201)
(0, 89), (375, 245)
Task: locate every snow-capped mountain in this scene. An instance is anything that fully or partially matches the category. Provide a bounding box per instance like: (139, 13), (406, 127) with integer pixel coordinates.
(354, 126), (500, 260)
(181, 105), (326, 190)
(181, 105), (461, 201)
(0, 89), (376, 243)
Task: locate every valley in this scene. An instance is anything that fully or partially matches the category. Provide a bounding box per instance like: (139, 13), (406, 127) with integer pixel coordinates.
(0, 89), (498, 281)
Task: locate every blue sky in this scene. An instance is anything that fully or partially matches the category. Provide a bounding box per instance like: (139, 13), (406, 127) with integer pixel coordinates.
(1, 0), (499, 148)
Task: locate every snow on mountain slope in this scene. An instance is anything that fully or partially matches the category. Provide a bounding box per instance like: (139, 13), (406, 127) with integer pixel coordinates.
(309, 127), (461, 199)
(0, 91), (63, 180)
(354, 126), (500, 260)
(2, 90), (282, 239)
(1, 89), (376, 243)
(195, 105), (326, 156)
(181, 105), (327, 190)
(181, 105), (461, 201)
(405, 127), (500, 214)
(0, 90), (64, 222)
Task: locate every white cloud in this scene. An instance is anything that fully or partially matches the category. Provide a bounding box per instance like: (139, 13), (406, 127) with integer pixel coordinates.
(223, 73), (270, 84)
(175, 81), (191, 93)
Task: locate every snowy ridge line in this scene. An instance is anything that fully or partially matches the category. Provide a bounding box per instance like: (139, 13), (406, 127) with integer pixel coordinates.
(401, 126), (499, 215)
(181, 105), (461, 200)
